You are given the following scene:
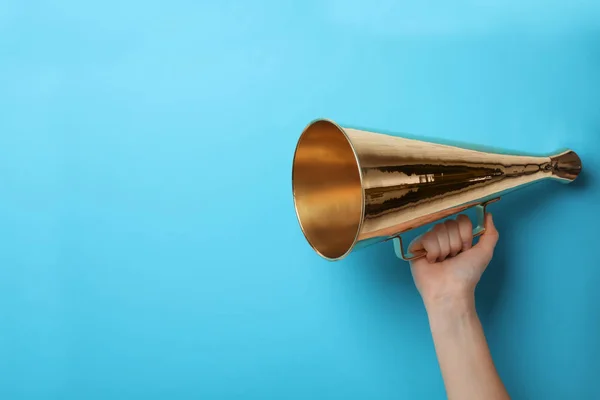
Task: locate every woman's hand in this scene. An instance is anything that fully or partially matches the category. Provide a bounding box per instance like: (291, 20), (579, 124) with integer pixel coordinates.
(409, 213), (499, 307)
(410, 214), (509, 400)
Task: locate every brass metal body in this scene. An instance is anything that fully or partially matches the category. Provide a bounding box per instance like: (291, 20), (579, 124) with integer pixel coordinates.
(292, 119), (582, 261)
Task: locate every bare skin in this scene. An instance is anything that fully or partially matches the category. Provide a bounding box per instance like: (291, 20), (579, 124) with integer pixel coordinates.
(409, 213), (510, 400)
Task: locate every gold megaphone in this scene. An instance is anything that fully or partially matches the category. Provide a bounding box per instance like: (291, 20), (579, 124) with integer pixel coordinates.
(292, 119), (582, 261)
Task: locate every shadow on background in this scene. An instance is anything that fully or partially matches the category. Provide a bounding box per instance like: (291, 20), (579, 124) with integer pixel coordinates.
(477, 170), (591, 322)
(343, 234), (421, 311)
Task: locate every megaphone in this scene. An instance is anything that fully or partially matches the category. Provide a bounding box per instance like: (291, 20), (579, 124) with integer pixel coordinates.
(292, 119), (582, 261)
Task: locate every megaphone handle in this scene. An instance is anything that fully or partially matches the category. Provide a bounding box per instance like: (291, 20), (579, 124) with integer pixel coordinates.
(393, 197), (501, 262)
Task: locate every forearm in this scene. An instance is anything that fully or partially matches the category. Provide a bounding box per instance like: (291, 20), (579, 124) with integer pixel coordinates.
(425, 296), (509, 400)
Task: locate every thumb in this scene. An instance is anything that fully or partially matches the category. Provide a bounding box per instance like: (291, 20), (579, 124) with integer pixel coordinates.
(473, 213), (499, 255)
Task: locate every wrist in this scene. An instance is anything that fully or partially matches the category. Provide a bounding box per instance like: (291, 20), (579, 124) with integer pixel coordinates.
(425, 296), (479, 337)
(424, 294), (476, 321)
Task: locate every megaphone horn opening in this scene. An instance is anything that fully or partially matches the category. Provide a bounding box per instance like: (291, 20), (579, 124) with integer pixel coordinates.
(292, 119), (365, 260)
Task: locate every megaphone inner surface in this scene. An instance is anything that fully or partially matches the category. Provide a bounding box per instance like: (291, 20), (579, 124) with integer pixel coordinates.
(292, 120), (364, 260)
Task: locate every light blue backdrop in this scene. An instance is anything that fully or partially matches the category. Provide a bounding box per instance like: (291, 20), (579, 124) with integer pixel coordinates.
(1, 1), (599, 399)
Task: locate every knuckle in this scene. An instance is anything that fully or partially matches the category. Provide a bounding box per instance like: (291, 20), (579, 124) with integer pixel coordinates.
(427, 252), (439, 262)
(422, 234), (437, 249)
(445, 219), (458, 231)
(458, 214), (472, 226)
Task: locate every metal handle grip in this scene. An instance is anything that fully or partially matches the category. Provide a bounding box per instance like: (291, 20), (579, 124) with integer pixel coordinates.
(392, 197), (500, 262)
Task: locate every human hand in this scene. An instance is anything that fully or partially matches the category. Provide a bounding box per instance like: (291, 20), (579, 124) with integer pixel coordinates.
(409, 213), (499, 307)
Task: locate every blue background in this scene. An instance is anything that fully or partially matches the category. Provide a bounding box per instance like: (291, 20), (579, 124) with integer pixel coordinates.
(1, 1), (599, 399)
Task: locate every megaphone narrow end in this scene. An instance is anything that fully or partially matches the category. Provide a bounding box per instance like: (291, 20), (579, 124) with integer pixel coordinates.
(550, 150), (582, 182)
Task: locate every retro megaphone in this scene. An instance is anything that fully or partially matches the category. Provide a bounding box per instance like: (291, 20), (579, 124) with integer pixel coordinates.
(292, 119), (582, 261)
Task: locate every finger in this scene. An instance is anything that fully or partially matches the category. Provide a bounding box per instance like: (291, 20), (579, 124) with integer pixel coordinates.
(408, 234), (425, 264)
(408, 234), (424, 254)
(473, 213), (499, 255)
(457, 214), (473, 250)
(420, 230), (441, 264)
(434, 223), (451, 262)
(444, 219), (462, 257)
